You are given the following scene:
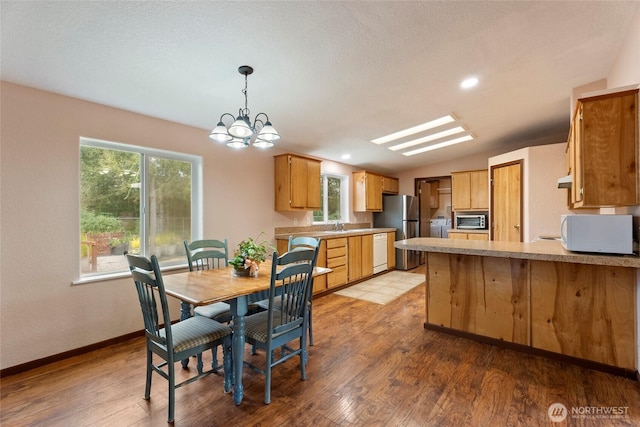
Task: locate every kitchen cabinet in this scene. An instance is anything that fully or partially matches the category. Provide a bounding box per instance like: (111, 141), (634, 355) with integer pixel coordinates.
(353, 171), (383, 212)
(448, 232), (489, 241)
(566, 88), (638, 208)
(381, 176), (399, 194)
(326, 238), (348, 288)
(451, 169), (488, 211)
(348, 235), (374, 282)
(274, 153), (321, 211)
(386, 231), (396, 269)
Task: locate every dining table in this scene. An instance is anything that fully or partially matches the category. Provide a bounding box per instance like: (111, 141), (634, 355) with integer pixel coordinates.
(161, 260), (331, 405)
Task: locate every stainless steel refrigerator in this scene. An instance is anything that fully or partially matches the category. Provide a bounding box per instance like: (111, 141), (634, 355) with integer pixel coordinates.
(373, 195), (420, 270)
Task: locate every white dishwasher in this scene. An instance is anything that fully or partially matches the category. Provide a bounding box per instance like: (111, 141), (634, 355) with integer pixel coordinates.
(373, 233), (388, 274)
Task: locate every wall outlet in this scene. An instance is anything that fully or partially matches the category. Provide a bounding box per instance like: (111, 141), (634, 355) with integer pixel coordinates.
(293, 218), (298, 226)
(306, 216), (310, 225)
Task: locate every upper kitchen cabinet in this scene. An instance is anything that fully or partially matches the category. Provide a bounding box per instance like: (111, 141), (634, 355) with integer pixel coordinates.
(451, 169), (488, 211)
(381, 175), (399, 194)
(566, 88), (639, 208)
(353, 171), (383, 212)
(274, 153), (321, 211)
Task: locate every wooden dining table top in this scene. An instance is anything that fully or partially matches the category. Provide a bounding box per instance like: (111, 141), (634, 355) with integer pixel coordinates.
(161, 260), (331, 306)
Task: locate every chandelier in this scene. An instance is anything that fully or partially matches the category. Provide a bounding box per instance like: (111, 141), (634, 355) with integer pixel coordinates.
(209, 65), (280, 148)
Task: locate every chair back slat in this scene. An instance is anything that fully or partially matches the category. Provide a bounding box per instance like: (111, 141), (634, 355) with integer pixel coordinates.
(184, 239), (228, 271)
(127, 254), (172, 348)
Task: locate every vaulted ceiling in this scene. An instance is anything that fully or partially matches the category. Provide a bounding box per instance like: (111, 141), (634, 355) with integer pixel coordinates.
(2, 1), (638, 174)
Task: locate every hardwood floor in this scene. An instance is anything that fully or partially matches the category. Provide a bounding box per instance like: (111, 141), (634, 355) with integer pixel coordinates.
(2, 271), (639, 426)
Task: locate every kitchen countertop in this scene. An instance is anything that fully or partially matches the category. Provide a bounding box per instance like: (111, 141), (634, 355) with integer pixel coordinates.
(275, 227), (396, 240)
(395, 237), (640, 268)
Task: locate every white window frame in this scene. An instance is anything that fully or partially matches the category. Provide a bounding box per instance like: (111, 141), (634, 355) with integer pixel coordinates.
(77, 137), (202, 283)
(314, 172), (349, 224)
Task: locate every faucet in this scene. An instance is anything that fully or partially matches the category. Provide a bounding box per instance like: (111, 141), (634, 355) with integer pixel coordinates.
(334, 221), (341, 231)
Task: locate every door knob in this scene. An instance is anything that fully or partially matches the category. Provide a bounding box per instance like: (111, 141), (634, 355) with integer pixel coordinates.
(513, 224), (520, 229)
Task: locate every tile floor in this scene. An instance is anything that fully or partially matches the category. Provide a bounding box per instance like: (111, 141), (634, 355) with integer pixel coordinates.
(334, 270), (425, 304)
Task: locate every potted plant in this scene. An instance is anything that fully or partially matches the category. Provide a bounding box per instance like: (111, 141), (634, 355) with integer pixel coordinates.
(109, 236), (130, 255)
(228, 232), (275, 277)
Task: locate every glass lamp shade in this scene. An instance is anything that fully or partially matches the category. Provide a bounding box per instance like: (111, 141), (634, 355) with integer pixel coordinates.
(253, 137), (275, 148)
(228, 117), (253, 138)
(226, 137), (250, 149)
(209, 122), (233, 143)
(256, 122), (280, 142)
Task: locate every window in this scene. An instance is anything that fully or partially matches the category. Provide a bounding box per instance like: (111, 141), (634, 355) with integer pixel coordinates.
(313, 172), (348, 223)
(80, 138), (201, 278)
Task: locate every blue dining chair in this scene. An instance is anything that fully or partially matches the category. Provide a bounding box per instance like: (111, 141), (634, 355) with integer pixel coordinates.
(254, 236), (321, 346)
(126, 253), (233, 423)
(243, 246), (319, 404)
(184, 239), (232, 370)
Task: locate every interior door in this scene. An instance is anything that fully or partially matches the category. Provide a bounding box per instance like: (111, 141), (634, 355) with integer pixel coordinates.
(491, 161), (522, 242)
(419, 181), (431, 237)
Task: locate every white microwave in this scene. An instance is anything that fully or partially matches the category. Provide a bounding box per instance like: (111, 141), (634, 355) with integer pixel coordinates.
(560, 214), (633, 255)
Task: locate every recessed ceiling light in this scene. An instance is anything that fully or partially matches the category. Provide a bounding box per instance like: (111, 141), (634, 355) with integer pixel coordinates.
(341, 154), (351, 160)
(371, 114), (456, 144)
(402, 135), (474, 156)
(388, 126), (465, 151)
(460, 77), (479, 89)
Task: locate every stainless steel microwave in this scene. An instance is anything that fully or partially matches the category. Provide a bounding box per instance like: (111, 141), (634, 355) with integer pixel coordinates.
(455, 214), (487, 229)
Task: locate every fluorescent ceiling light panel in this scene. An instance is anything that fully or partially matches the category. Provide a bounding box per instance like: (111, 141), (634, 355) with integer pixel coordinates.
(388, 126), (465, 151)
(371, 115), (455, 144)
(402, 134), (474, 156)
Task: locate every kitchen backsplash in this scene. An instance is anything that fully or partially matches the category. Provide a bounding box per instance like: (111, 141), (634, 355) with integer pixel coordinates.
(275, 222), (372, 235)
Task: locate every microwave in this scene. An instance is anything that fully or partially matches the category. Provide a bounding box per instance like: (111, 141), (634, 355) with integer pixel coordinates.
(560, 214), (633, 255)
(455, 214), (487, 229)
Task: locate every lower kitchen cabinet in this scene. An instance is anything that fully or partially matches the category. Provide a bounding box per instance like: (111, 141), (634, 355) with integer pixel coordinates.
(448, 232), (489, 240)
(387, 231), (396, 269)
(349, 234), (373, 282)
(326, 238), (348, 288)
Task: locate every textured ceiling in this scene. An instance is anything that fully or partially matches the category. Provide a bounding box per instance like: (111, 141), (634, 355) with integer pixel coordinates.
(2, 1), (638, 174)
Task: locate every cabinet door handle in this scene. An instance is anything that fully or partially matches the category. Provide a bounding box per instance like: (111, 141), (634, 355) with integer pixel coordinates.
(513, 224), (520, 229)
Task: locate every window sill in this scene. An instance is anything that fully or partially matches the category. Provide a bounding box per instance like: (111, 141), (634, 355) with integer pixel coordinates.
(72, 263), (189, 285)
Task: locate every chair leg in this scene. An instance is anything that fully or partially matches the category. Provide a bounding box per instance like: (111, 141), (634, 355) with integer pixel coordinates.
(264, 345), (272, 404)
(145, 349), (152, 400)
(211, 345), (219, 370)
(308, 305), (314, 346)
(300, 333), (307, 381)
(168, 361), (175, 423)
(196, 353), (204, 374)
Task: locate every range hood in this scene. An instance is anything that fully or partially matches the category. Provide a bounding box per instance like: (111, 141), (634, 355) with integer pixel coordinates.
(557, 175), (573, 189)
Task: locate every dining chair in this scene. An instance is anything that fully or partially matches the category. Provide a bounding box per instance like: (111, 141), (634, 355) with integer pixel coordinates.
(184, 239), (232, 322)
(184, 239), (233, 370)
(255, 236), (320, 346)
(243, 246), (319, 404)
(126, 253), (233, 424)
(286, 236), (321, 346)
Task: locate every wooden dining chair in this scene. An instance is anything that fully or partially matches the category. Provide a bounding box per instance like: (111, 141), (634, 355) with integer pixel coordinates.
(126, 253), (233, 423)
(243, 246), (319, 404)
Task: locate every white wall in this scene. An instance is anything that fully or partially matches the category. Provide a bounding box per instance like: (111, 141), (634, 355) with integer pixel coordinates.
(488, 143), (573, 242)
(0, 82), (365, 370)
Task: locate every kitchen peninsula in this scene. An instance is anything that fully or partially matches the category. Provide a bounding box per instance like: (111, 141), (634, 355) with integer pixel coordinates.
(396, 237), (640, 378)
